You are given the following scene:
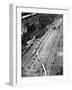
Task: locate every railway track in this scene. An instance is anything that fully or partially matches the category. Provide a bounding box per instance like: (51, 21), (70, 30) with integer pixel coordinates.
(22, 18), (63, 76)
(45, 29), (62, 75)
(22, 28), (53, 69)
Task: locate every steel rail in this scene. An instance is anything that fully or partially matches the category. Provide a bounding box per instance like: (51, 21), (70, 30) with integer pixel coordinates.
(22, 18), (62, 70)
(22, 29), (53, 69)
(46, 30), (62, 75)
